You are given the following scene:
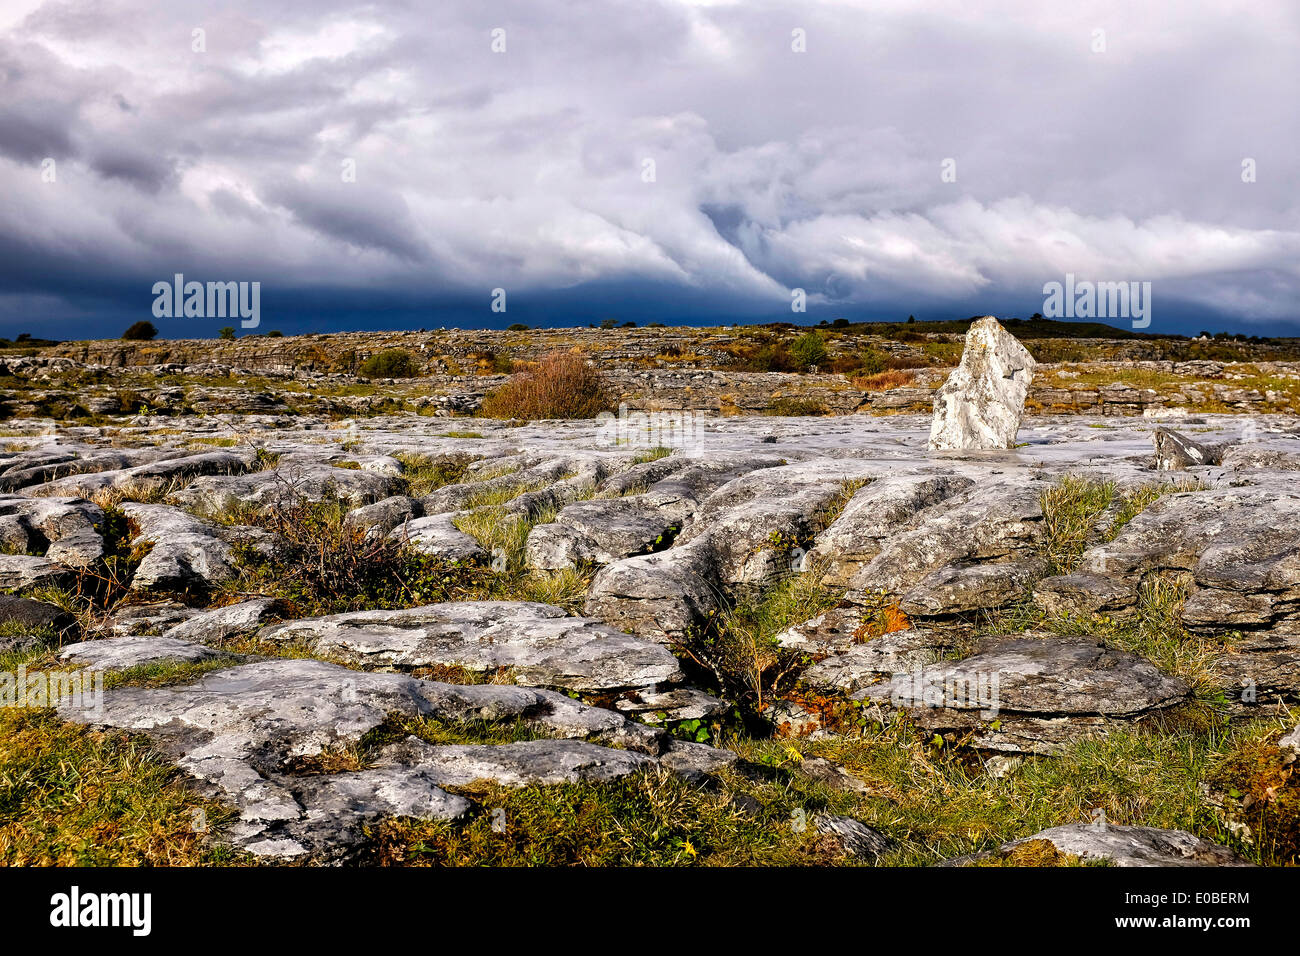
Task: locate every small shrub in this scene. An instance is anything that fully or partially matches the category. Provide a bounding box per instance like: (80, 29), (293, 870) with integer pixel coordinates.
(359, 348), (419, 379)
(790, 330), (828, 371)
(121, 321), (157, 341)
(479, 352), (612, 420)
(226, 498), (493, 615)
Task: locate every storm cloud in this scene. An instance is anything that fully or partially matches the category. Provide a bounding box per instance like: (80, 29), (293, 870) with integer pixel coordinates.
(1, 0), (1297, 337)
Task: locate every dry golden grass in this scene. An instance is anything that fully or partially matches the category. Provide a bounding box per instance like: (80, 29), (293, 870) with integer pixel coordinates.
(853, 369), (917, 391)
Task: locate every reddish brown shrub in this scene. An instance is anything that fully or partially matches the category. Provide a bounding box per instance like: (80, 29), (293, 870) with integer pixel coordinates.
(478, 351), (613, 420)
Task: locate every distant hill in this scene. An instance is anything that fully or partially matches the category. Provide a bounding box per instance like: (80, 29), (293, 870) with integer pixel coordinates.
(768, 316), (1174, 340)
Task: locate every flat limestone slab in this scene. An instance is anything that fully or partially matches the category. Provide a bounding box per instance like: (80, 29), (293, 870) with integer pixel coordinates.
(260, 600), (682, 692)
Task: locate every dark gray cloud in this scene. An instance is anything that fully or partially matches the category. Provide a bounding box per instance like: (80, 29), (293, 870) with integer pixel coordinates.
(0, 0), (1297, 337)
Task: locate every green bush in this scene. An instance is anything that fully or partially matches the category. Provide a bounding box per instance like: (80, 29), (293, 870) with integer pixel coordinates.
(359, 348), (419, 378)
(790, 330), (828, 370)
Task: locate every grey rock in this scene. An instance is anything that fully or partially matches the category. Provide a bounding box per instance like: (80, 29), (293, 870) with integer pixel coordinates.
(58, 657), (662, 857)
(260, 601), (681, 692)
(0, 553), (68, 590)
(614, 684), (729, 723)
(174, 461), (400, 512)
(801, 629), (947, 694)
(101, 601), (199, 637)
(857, 636), (1189, 753)
(773, 605), (867, 655)
(344, 495), (423, 539)
(656, 738), (739, 781)
(419, 455), (583, 515)
(1079, 484), (1300, 697)
(267, 769), (469, 858)
(1279, 725), (1300, 755)
(800, 757), (870, 793)
(0, 494), (106, 567)
(60, 635), (233, 671)
(389, 512), (487, 562)
(1152, 426), (1226, 470)
(121, 503), (250, 590)
(899, 558), (1046, 617)
(675, 459), (879, 589)
(584, 538), (723, 643)
(846, 481), (1043, 601)
(31, 450), (255, 497)
(528, 457), (778, 571)
(163, 599), (279, 645)
(1032, 572), (1137, 618)
(954, 823), (1251, 867)
(373, 735), (654, 787)
(0, 592), (75, 633)
(928, 317), (1036, 450)
(0, 447), (172, 491)
(525, 495), (682, 569)
(811, 474), (975, 586)
(814, 813), (891, 860)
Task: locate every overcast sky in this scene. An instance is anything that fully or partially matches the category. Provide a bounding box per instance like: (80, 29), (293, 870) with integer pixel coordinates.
(1, 0), (1298, 338)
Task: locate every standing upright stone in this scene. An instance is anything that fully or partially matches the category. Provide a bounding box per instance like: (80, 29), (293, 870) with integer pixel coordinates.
(928, 316), (1036, 450)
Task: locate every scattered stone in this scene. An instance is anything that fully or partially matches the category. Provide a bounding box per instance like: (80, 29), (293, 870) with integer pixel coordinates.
(1151, 426), (1226, 470)
(656, 738), (739, 781)
(1279, 725), (1300, 756)
(950, 823), (1252, 867)
(857, 636), (1189, 753)
(614, 684), (729, 723)
(814, 813), (891, 861)
(800, 757), (870, 794)
(58, 658), (664, 857)
(389, 513), (486, 563)
(0, 593), (75, 637)
(163, 599), (279, 645)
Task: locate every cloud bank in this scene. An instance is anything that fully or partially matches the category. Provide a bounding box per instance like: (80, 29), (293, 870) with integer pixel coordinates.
(1, 0), (1297, 336)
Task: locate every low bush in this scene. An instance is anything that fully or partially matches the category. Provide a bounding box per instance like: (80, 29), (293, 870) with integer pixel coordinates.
(478, 352), (612, 420)
(359, 348), (420, 379)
